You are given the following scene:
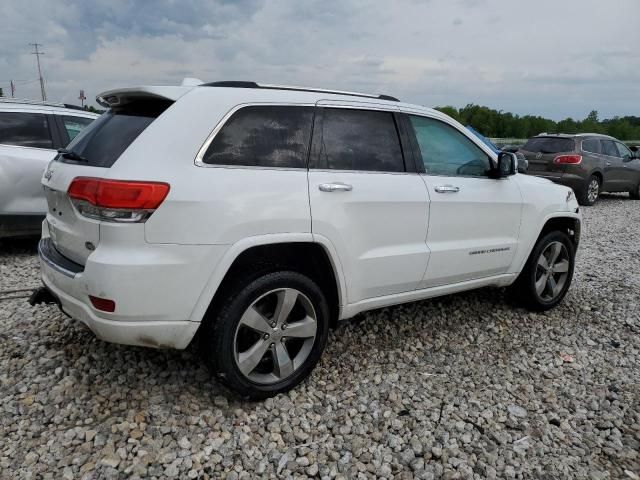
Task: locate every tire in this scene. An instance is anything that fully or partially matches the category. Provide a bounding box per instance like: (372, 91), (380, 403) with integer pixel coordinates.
(512, 231), (575, 311)
(577, 175), (601, 206)
(200, 271), (330, 400)
(629, 182), (640, 200)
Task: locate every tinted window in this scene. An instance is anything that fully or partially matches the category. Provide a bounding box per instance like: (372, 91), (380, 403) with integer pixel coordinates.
(62, 116), (94, 142)
(203, 106), (313, 168)
(409, 115), (490, 177)
(582, 139), (600, 154)
(315, 108), (404, 172)
(0, 112), (53, 149)
(522, 137), (574, 154)
(62, 99), (171, 168)
(601, 140), (620, 157)
(615, 142), (632, 159)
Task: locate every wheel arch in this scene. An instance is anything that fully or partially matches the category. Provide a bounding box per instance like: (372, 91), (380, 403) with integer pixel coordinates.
(189, 234), (346, 327)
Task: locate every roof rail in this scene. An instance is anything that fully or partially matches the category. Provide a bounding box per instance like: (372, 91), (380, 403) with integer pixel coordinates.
(0, 97), (65, 108)
(201, 81), (400, 102)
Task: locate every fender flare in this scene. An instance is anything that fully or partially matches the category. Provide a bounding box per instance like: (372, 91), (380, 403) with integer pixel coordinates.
(188, 233), (348, 323)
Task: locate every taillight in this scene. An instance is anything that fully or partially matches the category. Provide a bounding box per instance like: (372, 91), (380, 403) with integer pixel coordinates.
(68, 177), (169, 223)
(553, 155), (582, 165)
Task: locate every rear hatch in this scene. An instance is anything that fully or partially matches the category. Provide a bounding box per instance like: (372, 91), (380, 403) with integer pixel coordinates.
(519, 136), (576, 175)
(42, 92), (176, 265)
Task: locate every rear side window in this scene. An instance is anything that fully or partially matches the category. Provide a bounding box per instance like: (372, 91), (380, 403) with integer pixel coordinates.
(0, 112), (53, 149)
(62, 99), (171, 168)
(522, 137), (574, 154)
(202, 106), (313, 168)
(61, 116), (94, 142)
(601, 140), (620, 157)
(582, 139), (600, 154)
(314, 108), (404, 172)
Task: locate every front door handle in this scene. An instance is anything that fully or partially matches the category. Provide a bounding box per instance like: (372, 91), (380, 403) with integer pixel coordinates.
(606, 162), (612, 166)
(319, 182), (353, 192)
(434, 185), (460, 193)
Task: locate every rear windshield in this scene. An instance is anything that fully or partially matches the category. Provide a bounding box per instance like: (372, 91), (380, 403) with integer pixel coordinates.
(60, 99), (172, 167)
(522, 137), (575, 154)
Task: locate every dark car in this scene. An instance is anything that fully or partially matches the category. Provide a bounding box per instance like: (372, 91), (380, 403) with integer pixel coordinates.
(519, 133), (640, 205)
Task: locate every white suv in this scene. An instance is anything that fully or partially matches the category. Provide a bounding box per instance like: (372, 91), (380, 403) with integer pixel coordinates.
(30, 81), (581, 399)
(0, 99), (98, 238)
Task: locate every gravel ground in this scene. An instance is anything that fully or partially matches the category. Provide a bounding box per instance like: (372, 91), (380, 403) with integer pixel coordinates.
(1, 194), (639, 480)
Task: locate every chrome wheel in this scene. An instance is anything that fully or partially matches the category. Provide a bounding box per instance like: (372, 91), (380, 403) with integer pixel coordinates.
(535, 241), (570, 302)
(587, 178), (600, 203)
(233, 288), (317, 385)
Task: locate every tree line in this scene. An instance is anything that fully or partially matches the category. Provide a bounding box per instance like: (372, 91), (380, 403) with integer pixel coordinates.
(435, 104), (640, 141)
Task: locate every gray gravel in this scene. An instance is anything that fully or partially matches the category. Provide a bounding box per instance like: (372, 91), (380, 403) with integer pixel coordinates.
(1, 194), (639, 479)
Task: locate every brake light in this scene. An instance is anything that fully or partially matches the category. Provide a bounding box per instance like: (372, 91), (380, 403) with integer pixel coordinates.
(68, 177), (169, 223)
(553, 155), (582, 165)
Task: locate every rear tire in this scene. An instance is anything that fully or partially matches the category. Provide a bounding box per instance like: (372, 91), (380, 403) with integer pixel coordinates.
(629, 182), (640, 200)
(577, 175), (600, 206)
(512, 231), (575, 311)
(200, 271), (330, 400)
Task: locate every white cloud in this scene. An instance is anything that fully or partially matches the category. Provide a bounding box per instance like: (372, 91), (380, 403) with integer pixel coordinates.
(0, 0), (638, 119)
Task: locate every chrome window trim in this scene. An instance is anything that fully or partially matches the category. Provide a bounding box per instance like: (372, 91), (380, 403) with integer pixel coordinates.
(194, 102), (315, 168)
(0, 143), (56, 151)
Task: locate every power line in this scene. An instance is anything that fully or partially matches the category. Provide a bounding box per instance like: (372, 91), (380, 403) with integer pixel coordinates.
(29, 42), (47, 101)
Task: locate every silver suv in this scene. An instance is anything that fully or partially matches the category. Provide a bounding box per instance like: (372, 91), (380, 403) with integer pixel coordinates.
(0, 98), (98, 238)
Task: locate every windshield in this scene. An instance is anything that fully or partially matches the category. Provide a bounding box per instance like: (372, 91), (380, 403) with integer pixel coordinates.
(60, 99), (172, 168)
(522, 137), (574, 154)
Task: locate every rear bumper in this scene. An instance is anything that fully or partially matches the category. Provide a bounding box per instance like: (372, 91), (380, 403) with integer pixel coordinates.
(36, 222), (224, 350)
(529, 172), (586, 192)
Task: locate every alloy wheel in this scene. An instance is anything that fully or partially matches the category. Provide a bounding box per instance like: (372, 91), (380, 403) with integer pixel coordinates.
(233, 288), (317, 384)
(587, 178), (600, 203)
(535, 241), (570, 302)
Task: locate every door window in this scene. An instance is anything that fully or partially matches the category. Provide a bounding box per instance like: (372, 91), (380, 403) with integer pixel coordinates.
(601, 140), (620, 158)
(0, 112), (53, 149)
(62, 116), (94, 142)
(615, 142), (633, 160)
(314, 108), (404, 172)
(581, 139), (600, 154)
(202, 106), (313, 168)
(408, 115), (490, 177)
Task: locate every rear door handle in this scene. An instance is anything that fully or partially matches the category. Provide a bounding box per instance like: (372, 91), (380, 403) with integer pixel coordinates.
(434, 185), (460, 193)
(319, 182), (353, 192)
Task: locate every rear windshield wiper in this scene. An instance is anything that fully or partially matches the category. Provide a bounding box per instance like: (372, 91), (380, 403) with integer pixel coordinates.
(57, 148), (86, 162)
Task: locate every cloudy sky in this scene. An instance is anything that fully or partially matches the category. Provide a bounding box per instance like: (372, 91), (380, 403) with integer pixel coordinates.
(1, 0), (638, 120)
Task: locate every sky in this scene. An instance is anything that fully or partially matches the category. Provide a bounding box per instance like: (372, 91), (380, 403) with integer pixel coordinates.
(1, 0), (638, 120)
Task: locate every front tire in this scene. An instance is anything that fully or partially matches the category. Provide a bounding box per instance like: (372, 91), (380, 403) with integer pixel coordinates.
(629, 182), (640, 200)
(200, 271), (330, 400)
(513, 231), (575, 311)
(577, 175), (600, 206)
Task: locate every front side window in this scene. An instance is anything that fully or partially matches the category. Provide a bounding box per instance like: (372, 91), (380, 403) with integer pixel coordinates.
(62, 116), (94, 143)
(615, 142), (632, 160)
(0, 112), (53, 149)
(315, 108), (404, 172)
(601, 140), (620, 158)
(409, 115), (490, 177)
(202, 106), (313, 168)
(582, 139), (600, 154)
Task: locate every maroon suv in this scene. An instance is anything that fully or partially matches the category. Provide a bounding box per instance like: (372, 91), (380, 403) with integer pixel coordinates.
(519, 134), (640, 205)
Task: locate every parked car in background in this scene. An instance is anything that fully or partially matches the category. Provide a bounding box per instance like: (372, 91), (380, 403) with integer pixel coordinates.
(466, 126), (528, 173)
(519, 133), (640, 205)
(30, 80), (581, 399)
(0, 99), (98, 238)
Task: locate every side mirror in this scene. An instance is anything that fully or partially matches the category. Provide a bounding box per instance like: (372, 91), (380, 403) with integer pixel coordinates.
(490, 152), (517, 178)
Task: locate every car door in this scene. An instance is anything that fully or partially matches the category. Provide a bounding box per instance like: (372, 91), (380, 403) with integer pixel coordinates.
(307, 104), (430, 304)
(614, 141), (640, 190)
(0, 110), (60, 216)
(402, 112), (522, 288)
(601, 139), (625, 191)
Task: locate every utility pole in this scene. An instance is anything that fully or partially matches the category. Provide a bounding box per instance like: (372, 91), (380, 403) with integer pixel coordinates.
(30, 42), (47, 101)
